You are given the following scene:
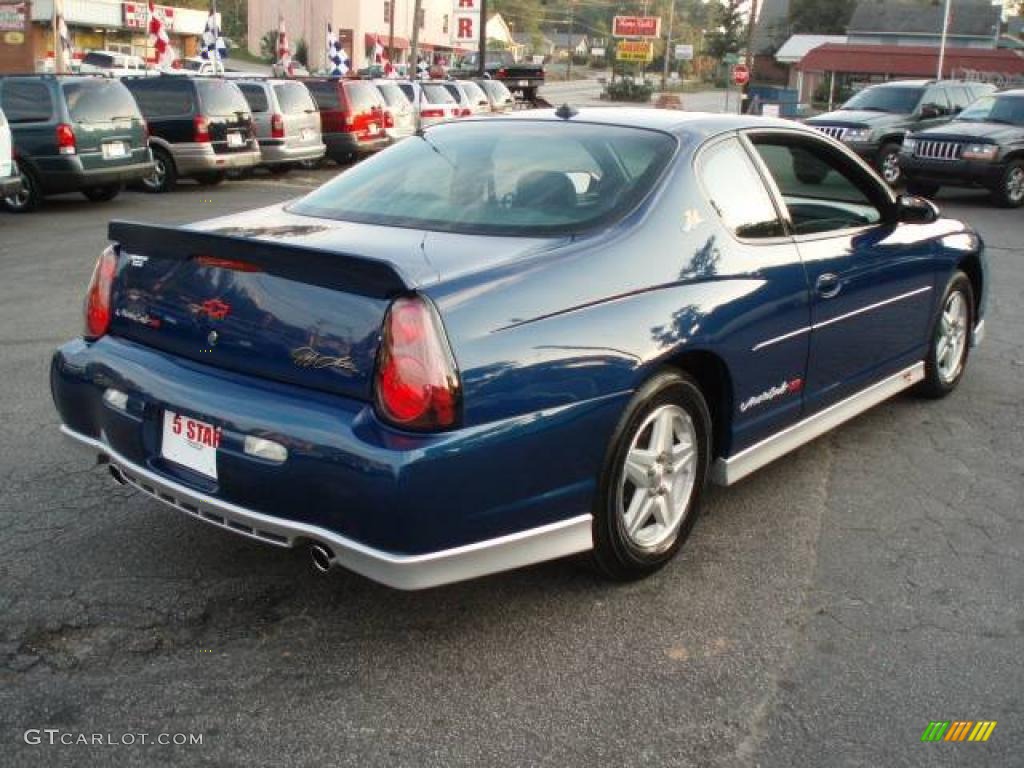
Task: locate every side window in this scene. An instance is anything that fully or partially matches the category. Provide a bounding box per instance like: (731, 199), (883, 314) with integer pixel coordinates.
(923, 87), (950, 115)
(238, 84), (269, 113)
(947, 86), (970, 112)
(697, 138), (784, 239)
(751, 136), (886, 235)
(1, 81), (53, 123)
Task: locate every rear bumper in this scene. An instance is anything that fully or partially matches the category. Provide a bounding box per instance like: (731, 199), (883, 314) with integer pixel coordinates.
(50, 336), (612, 588)
(257, 139), (327, 166)
(0, 174), (22, 197)
(899, 156), (1005, 188)
(36, 156), (155, 194)
(60, 425), (591, 590)
(170, 142), (261, 175)
(323, 132), (390, 161)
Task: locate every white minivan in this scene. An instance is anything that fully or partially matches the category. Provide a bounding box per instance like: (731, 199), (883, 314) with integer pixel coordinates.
(0, 107), (22, 202)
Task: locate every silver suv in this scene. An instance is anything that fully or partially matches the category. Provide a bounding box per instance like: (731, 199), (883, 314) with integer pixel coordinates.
(236, 79), (326, 172)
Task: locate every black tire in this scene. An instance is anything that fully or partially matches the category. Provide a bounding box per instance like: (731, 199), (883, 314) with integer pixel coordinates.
(82, 184), (121, 202)
(989, 159), (1024, 208)
(267, 164), (291, 175)
(298, 157), (326, 170)
(2, 161), (42, 213)
(142, 147), (176, 193)
(877, 142), (903, 186)
(194, 171), (226, 186)
(591, 370), (711, 581)
(906, 179), (940, 198)
(917, 271), (974, 399)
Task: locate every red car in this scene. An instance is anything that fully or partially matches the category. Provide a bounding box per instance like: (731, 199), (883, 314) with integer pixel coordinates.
(301, 78), (390, 164)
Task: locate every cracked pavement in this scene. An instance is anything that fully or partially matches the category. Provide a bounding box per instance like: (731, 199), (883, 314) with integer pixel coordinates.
(1, 175), (1021, 767)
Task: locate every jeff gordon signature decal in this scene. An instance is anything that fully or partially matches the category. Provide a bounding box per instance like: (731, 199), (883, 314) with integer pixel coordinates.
(290, 346), (359, 374)
(739, 378), (803, 413)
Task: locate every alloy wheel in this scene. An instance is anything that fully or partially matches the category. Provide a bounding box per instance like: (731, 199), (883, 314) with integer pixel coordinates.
(617, 404), (698, 554)
(881, 151), (901, 185)
(5, 162), (32, 210)
(1005, 166), (1024, 204)
(936, 290), (968, 384)
(144, 156), (167, 192)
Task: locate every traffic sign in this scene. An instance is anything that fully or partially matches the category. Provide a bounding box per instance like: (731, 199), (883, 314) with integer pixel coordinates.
(731, 63), (750, 86)
(674, 44), (694, 61)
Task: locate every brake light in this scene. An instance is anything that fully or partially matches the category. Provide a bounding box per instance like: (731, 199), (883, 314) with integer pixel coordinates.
(375, 296), (460, 431)
(193, 115), (211, 143)
(384, 110), (395, 128)
(271, 113), (285, 139)
(195, 255), (262, 273)
(497, 68), (507, 78)
(420, 108), (444, 118)
(56, 123), (76, 155)
(84, 246), (118, 339)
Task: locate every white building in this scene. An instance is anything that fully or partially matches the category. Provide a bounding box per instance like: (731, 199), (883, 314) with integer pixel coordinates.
(247, 0), (470, 72)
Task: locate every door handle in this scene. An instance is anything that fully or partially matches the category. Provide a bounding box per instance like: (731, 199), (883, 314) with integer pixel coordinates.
(816, 273), (842, 299)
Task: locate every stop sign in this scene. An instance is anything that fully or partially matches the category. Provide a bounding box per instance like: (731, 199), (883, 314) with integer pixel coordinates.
(731, 63), (750, 86)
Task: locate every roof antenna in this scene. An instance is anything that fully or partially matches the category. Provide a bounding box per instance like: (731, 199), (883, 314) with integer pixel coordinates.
(555, 103), (578, 120)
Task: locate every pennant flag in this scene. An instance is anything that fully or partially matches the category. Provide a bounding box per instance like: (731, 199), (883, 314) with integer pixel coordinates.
(148, 1), (177, 68)
(200, 6), (228, 68)
(276, 13), (293, 75)
(327, 23), (349, 77)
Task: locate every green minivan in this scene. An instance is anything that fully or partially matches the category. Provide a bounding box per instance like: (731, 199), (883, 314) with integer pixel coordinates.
(0, 75), (153, 213)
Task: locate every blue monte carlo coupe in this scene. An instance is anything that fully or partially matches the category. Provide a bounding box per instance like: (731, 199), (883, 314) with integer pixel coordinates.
(52, 108), (987, 589)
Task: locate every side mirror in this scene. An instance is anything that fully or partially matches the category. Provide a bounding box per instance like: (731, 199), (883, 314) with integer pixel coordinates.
(919, 103), (942, 119)
(897, 194), (940, 224)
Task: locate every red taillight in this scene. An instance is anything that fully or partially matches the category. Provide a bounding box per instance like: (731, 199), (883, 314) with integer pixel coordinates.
(375, 296), (460, 431)
(384, 110), (395, 128)
(497, 68), (507, 78)
(84, 246), (118, 339)
(458, 107), (471, 117)
(271, 113), (285, 139)
(193, 115), (211, 143)
(56, 123), (76, 155)
(420, 108), (444, 118)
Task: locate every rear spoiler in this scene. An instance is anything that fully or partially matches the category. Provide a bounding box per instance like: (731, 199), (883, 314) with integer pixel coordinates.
(108, 221), (410, 299)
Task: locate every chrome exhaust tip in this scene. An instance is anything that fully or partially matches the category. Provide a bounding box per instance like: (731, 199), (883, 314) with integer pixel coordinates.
(309, 543), (334, 574)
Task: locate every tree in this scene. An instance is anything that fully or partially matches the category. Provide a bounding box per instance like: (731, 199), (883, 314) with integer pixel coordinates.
(295, 38), (309, 67)
(789, 0), (856, 35)
(259, 29), (277, 62)
(705, 0), (746, 60)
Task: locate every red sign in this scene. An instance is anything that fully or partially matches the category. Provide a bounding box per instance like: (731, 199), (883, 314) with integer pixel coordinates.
(124, 2), (175, 31)
(731, 63), (750, 86)
(612, 16), (661, 39)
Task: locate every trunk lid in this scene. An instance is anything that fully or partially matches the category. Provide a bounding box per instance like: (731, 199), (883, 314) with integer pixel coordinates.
(107, 207), (557, 401)
(195, 79), (254, 153)
(62, 79), (147, 170)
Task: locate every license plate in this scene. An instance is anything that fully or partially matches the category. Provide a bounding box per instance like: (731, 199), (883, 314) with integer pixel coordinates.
(161, 410), (221, 480)
(301, 128), (314, 141)
(367, 123), (379, 134)
(102, 141), (127, 159)
(518, 80), (530, 87)
(227, 132), (244, 148)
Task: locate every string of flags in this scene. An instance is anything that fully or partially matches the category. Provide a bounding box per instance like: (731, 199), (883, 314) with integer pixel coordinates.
(148, 0), (177, 68)
(327, 23), (350, 78)
(200, 4), (229, 69)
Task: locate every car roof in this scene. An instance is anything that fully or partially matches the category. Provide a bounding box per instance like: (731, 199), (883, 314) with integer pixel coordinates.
(870, 79), (931, 87)
(998, 88), (1024, 97)
(488, 107), (816, 140)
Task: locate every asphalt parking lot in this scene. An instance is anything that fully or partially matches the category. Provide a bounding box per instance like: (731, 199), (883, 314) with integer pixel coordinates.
(1, 171), (1021, 768)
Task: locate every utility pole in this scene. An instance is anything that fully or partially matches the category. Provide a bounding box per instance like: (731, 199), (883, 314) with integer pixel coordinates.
(662, 0), (675, 90)
(52, 0), (60, 73)
(566, 1), (576, 81)
(478, 0), (488, 76)
(742, 0), (760, 112)
(388, 0), (396, 72)
(411, 0), (422, 76)
(937, 0), (952, 80)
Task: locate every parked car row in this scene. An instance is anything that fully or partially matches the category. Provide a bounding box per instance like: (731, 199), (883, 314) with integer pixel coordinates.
(803, 78), (1024, 207)
(0, 73), (519, 212)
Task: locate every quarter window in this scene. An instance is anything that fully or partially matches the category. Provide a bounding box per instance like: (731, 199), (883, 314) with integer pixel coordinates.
(750, 136), (886, 235)
(697, 138), (784, 239)
(1, 81), (52, 123)
(238, 83), (269, 113)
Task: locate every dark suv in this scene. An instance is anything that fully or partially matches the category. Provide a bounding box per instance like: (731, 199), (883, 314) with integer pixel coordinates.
(901, 89), (1024, 207)
(0, 75), (153, 212)
(805, 79), (995, 186)
(123, 75), (260, 192)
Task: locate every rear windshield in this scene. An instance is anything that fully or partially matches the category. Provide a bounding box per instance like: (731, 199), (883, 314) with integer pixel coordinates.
(842, 86), (924, 114)
(479, 80), (512, 101)
(421, 83), (456, 104)
(397, 83), (415, 102)
(343, 82), (381, 113)
(461, 80), (487, 103)
(442, 83), (466, 104)
(290, 121), (677, 236)
(306, 81), (341, 110)
(237, 83), (269, 113)
(377, 83), (409, 108)
(273, 82), (316, 114)
(63, 80), (140, 123)
(82, 52), (114, 67)
(196, 79), (249, 116)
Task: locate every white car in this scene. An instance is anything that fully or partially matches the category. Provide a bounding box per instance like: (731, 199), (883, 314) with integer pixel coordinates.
(442, 80), (491, 118)
(395, 81), (461, 128)
(373, 80), (416, 141)
(78, 50), (146, 76)
(0, 107), (21, 203)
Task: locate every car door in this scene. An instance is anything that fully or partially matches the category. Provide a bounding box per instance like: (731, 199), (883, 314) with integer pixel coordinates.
(917, 85), (953, 129)
(747, 130), (935, 413)
(695, 136), (811, 449)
